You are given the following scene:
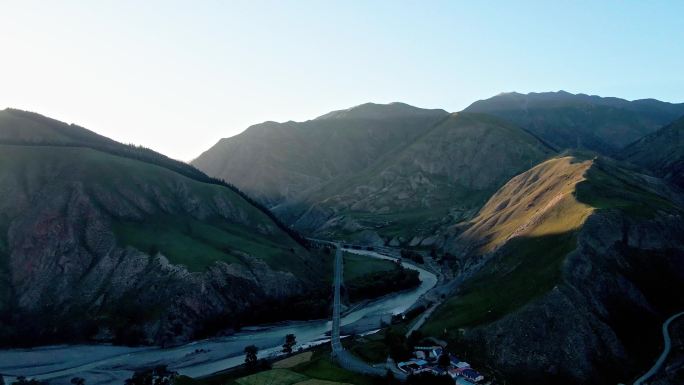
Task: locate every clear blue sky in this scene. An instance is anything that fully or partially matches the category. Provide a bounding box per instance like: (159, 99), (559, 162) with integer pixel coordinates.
(1, 0), (682, 160)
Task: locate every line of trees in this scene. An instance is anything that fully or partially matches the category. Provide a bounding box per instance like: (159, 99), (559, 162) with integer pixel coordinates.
(345, 266), (420, 302)
(124, 365), (177, 385)
(400, 249), (424, 264)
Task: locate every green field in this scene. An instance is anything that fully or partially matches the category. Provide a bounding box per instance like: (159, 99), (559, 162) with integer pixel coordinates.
(343, 252), (398, 281)
(236, 369), (308, 385)
(0, 144), (309, 274)
(290, 350), (377, 385)
(175, 349), (375, 385)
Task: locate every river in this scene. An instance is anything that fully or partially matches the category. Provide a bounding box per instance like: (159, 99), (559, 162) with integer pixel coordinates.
(0, 249), (437, 385)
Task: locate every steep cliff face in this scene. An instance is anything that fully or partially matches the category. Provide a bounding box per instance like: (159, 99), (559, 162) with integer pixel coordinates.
(0, 109), (328, 347)
(424, 156), (684, 385)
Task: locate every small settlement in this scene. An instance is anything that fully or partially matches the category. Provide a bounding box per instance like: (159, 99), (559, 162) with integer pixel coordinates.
(397, 346), (485, 385)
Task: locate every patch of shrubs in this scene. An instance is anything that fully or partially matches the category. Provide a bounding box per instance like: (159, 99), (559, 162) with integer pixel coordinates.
(400, 249), (424, 264)
(346, 265), (420, 302)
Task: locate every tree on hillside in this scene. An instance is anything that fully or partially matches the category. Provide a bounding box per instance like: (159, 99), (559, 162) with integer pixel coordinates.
(244, 345), (259, 367)
(1, 374), (5, 385)
(124, 365), (177, 385)
(384, 328), (411, 361)
(70, 378), (85, 385)
(407, 330), (424, 349)
(282, 333), (296, 355)
(437, 351), (451, 368)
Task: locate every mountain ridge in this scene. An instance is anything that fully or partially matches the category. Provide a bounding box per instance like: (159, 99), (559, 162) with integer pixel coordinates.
(465, 91), (684, 154)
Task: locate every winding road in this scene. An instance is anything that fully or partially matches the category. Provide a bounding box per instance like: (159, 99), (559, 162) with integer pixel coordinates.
(633, 310), (684, 385)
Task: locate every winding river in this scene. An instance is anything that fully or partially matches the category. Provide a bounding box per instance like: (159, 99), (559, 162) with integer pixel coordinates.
(0, 250), (437, 385)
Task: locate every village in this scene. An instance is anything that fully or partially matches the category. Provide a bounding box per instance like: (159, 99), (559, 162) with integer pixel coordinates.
(397, 345), (485, 385)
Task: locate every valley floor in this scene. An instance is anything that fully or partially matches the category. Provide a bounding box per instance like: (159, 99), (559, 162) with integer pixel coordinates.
(0, 249), (436, 385)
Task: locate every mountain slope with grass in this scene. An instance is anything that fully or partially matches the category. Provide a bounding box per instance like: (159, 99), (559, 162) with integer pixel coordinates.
(620, 115), (684, 189)
(195, 105), (555, 246)
(0, 108), (329, 347)
(192, 103), (449, 207)
(423, 156), (684, 385)
(465, 91), (684, 154)
(275, 112), (555, 245)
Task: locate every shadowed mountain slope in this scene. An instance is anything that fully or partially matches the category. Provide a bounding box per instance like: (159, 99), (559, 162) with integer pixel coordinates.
(465, 91), (684, 154)
(0, 108), (328, 347)
(620, 115), (684, 189)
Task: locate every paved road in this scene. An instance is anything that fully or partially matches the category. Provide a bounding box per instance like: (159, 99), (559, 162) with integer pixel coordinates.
(329, 245), (404, 379)
(331, 245), (343, 354)
(633, 310), (684, 385)
(405, 302), (439, 338)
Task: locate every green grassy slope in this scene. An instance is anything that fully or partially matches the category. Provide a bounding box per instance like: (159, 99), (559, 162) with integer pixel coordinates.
(424, 155), (682, 336)
(0, 145), (308, 273)
(0, 108), (305, 247)
(423, 232), (577, 336)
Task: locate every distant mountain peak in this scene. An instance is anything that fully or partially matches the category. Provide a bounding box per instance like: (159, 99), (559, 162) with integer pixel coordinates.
(464, 91), (684, 154)
(315, 102), (448, 120)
